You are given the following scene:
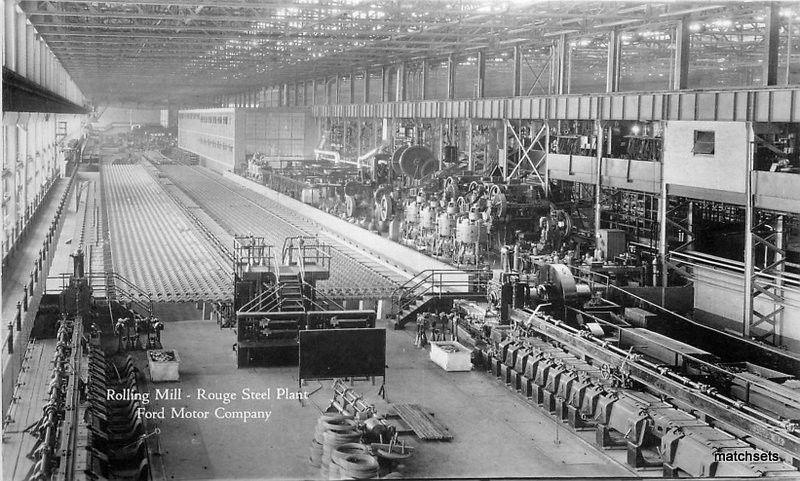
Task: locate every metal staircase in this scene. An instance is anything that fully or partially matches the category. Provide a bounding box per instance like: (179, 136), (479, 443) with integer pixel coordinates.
(46, 271), (155, 319)
(391, 269), (491, 329)
(278, 273), (305, 311)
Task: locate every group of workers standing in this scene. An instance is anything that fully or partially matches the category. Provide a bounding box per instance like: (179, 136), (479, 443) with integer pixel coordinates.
(114, 315), (164, 352)
(414, 310), (457, 348)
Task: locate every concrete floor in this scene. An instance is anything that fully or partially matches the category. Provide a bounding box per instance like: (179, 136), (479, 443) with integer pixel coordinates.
(144, 316), (641, 480)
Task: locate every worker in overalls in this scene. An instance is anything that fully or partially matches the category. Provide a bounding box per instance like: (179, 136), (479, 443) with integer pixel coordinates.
(414, 313), (428, 348)
(151, 318), (164, 349)
(114, 318), (128, 352)
(134, 316), (149, 350)
(430, 312), (444, 342)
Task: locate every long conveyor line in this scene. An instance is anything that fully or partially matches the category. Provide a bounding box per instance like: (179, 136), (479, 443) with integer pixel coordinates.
(103, 162), (232, 302)
(508, 307), (800, 466)
(156, 163), (408, 299)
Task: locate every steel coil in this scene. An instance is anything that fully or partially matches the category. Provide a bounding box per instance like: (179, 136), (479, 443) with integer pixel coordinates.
(336, 453), (379, 479)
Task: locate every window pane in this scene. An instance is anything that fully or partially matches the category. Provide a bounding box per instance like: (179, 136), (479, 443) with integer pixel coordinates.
(693, 130), (715, 154)
(688, 15), (766, 88)
(520, 45), (552, 96)
(454, 55), (478, 99)
(619, 28), (674, 92)
(484, 49), (514, 98)
(569, 34), (607, 94)
(427, 58), (449, 99)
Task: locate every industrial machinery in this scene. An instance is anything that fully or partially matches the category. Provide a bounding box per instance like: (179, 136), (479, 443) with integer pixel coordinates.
(242, 122), (677, 276)
(232, 235), (377, 367)
(430, 258), (800, 477)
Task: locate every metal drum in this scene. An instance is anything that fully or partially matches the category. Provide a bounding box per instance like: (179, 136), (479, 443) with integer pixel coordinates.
(446, 200), (458, 215)
(404, 200), (420, 223)
(419, 202), (437, 229)
(456, 217), (484, 243)
(391, 146), (408, 174)
(301, 188), (321, 206)
(399, 145), (437, 179)
(437, 213), (453, 236)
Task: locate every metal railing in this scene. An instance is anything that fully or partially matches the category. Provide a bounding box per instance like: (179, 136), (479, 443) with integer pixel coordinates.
(45, 271), (154, 318)
(301, 279), (345, 311)
(391, 268), (491, 317)
(281, 236), (331, 275)
(238, 282), (283, 313)
(234, 236), (277, 279)
(668, 250), (800, 303)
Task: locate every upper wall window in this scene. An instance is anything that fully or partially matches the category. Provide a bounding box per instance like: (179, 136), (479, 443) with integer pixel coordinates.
(692, 130), (715, 155)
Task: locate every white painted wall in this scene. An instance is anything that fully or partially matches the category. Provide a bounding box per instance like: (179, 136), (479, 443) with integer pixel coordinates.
(663, 121), (750, 193)
(692, 265), (800, 353)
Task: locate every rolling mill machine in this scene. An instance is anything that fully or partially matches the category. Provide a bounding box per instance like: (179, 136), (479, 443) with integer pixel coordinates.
(229, 235), (379, 367)
(247, 137), (573, 269)
(243, 115), (668, 282)
(440, 257), (800, 478)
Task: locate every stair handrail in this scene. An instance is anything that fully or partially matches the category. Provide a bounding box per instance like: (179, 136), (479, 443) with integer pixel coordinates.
(238, 282), (282, 313)
(281, 236), (331, 273)
(300, 279), (345, 311)
(391, 268), (491, 316)
(110, 272), (154, 317)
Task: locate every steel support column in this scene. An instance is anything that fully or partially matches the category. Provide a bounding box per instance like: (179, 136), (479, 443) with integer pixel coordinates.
(476, 50), (486, 98)
(787, 15), (794, 85)
(606, 30), (620, 93)
(555, 35), (568, 95)
(5, 0), (16, 71)
(420, 61), (428, 100)
(446, 54), (456, 100)
(743, 123), (755, 338)
(512, 45), (522, 97)
(17, 15), (27, 78)
(594, 120), (604, 241)
(544, 120), (550, 197)
(349, 73), (355, 104)
(326, 77), (332, 105)
(467, 119), (474, 171)
(395, 62), (405, 102)
(381, 66), (390, 103)
(764, 2), (780, 87)
(363, 69), (369, 104)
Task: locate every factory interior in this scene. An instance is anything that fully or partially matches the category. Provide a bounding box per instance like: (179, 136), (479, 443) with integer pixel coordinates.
(4, 1), (800, 480)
